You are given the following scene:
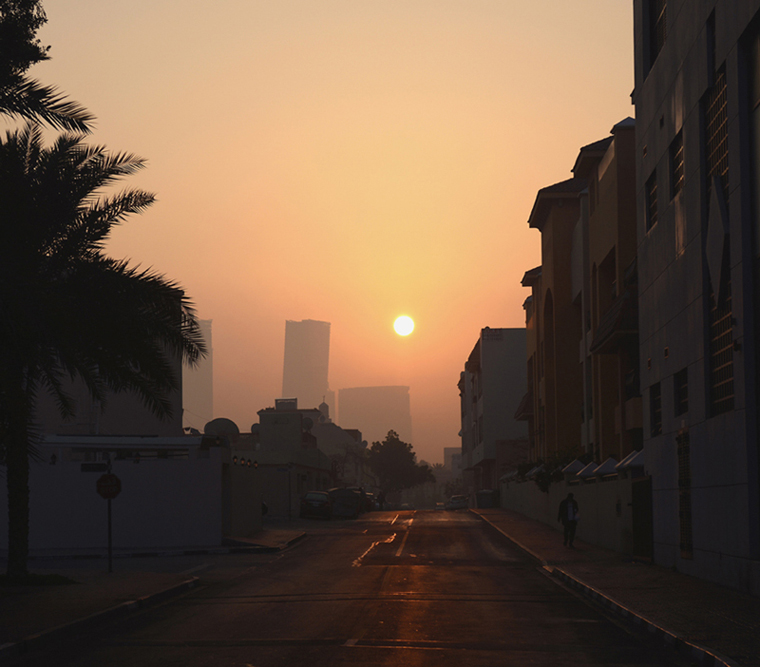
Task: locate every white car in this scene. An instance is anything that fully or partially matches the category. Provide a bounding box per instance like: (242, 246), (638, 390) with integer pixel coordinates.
(446, 495), (468, 510)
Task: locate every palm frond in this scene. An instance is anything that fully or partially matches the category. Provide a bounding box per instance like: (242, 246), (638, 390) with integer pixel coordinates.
(0, 78), (94, 133)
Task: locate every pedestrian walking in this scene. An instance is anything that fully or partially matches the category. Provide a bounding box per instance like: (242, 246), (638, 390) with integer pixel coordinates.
(557, 492), (579, 547)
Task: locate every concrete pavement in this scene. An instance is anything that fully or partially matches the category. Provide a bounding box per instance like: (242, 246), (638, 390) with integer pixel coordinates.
(0, 526), (305, 661)
(473, 507), (759, 667)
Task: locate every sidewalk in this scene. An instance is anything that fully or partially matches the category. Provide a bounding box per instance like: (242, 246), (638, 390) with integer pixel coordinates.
(0, 526), (305, 660)
(473, 507), (759, 667)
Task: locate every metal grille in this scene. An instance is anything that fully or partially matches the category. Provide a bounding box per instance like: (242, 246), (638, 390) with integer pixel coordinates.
(677, 431), (692, 558)
(704, 66), (733, 415)
(649, 382), (662, 436)
(705, 68), (729, 204)
(709, 277), (734, 414)
(671, 131), (684, 197)
(650, 0), (667, 65)
(646, 171), (658, 230)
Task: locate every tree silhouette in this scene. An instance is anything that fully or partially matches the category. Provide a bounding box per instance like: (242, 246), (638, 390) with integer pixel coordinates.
(367, 430), (434, 493)
(0, 0), (92, 131)
(0, 124), (205, 578)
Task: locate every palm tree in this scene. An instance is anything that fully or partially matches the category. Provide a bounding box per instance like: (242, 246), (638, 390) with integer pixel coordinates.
(0, 77), (93, 132)
(0, 123), (206, 578)
(0, 0), (93, 131)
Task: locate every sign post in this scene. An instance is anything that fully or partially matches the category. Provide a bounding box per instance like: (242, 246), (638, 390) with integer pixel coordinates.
(96, 473), (121, 573)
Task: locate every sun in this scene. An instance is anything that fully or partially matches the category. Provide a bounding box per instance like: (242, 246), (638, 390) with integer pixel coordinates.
(394, 315), (415, 336)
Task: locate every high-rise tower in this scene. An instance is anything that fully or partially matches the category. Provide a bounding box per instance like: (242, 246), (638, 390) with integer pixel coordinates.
(281, 319), (331, 410)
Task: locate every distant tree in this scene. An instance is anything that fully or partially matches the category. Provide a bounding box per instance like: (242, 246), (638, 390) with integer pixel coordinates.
(0, 0), (92, 130)
(367, 430), (435, 493)
(0, 123), (206, 579)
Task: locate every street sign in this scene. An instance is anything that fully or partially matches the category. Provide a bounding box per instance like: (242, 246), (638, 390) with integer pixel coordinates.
(96, 473), (121, 500)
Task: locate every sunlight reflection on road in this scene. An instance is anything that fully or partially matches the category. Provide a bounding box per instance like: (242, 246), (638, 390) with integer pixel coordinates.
(352, 533), (397, 567)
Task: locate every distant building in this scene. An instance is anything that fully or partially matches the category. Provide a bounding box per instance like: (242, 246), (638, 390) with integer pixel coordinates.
(632, 0), (760, 592)
(337, 386), (412, 445)
(281, 319), (332, 411)
(459, 328), (528, 492)
(443, 446), (462, 474)
(183, 319), (214, 430)
(34, 350), (184, 438)
(254, 398), (333, 518)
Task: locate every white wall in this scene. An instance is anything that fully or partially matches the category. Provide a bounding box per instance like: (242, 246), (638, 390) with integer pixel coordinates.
(1, 445), (223, 551)
(500, 476), (635, 554)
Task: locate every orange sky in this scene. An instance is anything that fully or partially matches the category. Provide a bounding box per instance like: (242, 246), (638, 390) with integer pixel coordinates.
(28, 1), (634, 463)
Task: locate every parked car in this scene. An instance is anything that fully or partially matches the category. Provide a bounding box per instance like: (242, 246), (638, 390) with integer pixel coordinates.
(327, 487), (362, 519)
(299, 491), (332, 519)
(446, 495), (468, 510)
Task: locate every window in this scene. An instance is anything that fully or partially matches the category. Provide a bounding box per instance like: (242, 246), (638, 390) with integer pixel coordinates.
(703, 65), (734, 416)
(705, 67), (729, 205)
(709, 272), (735, 415)
(674, 368), (688, 416)
(649, 382), (662, 436)
(649, 0), (667, 67)
(646, 170), (658, 231)
(670, 131), (684, 198)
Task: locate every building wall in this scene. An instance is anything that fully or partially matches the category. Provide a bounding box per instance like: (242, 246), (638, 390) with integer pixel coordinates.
(34, 353), (184, 438)
(633, 0), (760, 592)
(529, 187), (584, 459)
(461, 328), (527, 490)
(499, 476), (636, 555)
(0, 439), (223, 551)
(282, 319), (331, 410)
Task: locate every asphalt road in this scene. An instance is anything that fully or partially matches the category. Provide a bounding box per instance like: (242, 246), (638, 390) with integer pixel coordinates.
(10, 510), (694, 666)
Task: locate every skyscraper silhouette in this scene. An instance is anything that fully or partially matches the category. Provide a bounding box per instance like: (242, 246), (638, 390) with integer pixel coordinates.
(281, 319), (331, 410)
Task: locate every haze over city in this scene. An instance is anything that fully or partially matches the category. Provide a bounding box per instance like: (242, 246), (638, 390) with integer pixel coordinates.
(28, 1), (633, 463)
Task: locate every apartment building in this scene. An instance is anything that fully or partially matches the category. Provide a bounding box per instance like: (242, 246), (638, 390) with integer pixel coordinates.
(632, 0), (760, 592)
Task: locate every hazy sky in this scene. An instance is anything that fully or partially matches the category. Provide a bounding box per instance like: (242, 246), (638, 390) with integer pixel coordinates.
(27, 1), (633, 463)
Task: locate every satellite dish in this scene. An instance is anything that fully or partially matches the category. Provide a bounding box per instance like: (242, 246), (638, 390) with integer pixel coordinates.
(303, 417), (314, 432)
(204, 418), (240, 441)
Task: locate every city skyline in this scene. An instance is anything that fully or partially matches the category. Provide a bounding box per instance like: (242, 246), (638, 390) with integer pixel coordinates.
(24, 1), (635, 463)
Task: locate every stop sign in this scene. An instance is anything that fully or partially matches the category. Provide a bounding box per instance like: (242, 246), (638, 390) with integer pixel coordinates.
(96, 473), (121, 500)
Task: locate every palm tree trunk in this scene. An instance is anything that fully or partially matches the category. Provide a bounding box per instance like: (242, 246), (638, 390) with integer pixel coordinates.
(6, 422), (30, 579)
(3, 371), (31, 580)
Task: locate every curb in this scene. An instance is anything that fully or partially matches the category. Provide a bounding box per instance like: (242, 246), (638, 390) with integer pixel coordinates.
(472, 511), (742, 667)
(551, 568), (743, 667)
(19, 533), (307, 562)
(0, 576), (199, 661)
(470, 509), (548, 567)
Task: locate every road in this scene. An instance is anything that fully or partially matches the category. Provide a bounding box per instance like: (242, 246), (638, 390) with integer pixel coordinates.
(10, 510), (693, 666)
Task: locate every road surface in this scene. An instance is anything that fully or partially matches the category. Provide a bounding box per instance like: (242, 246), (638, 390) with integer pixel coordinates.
(9, 510), (693, 666)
